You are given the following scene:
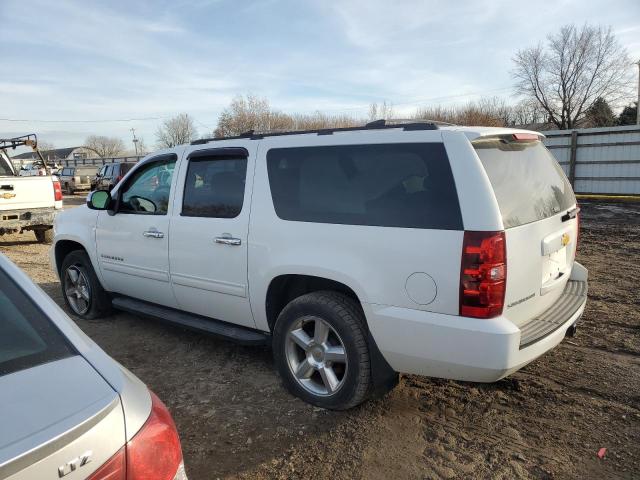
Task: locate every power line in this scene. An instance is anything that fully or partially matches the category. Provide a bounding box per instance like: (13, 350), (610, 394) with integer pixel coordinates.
(0, 116), (166, 123)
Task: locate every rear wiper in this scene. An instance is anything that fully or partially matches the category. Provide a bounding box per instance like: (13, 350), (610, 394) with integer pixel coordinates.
(561, 206), (580, 222)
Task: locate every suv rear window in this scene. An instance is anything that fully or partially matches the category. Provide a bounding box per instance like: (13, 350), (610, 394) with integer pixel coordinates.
(267, 143), (462, 230)
(0, 268), (75, 377)
(474, 137), (576, 228)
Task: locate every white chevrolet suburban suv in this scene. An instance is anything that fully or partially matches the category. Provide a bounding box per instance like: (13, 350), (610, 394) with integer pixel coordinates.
(52, 121), (587, 410)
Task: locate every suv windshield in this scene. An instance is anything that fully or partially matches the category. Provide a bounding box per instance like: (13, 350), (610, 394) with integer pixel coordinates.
(473, 137), (576, 228)
(0, 268), (75, 377)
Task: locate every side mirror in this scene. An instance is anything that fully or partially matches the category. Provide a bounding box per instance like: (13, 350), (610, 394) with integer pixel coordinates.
(87, 190), (111, 210)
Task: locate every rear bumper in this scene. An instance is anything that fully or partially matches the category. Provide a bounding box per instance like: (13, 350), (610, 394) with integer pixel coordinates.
(365, 262), (588, 383)
(0, 207), (56, 233)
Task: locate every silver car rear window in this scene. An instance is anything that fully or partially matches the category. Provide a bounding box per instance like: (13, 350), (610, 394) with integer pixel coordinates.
(0, 269), (75, 377)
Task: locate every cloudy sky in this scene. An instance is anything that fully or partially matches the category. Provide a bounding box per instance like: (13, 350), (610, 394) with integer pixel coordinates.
(1, 0), (639, 153)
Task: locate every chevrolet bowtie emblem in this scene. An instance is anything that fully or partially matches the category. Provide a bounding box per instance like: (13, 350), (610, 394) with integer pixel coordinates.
(561, 233), (570, 246)
(1, 192), (16, 200)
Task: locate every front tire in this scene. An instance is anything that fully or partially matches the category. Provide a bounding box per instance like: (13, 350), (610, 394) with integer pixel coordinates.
(61, 250), (111, 319)
(273, 291), (372, 410)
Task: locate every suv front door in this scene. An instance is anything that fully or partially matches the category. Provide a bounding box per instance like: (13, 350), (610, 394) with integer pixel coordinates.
(169, 145), (256, 328)
(95, 154), (178, 307)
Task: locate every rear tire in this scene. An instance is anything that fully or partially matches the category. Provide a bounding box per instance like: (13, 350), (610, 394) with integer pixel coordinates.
(61, 250), (112, 319)
(273, 291), (372, 410)
(34, 228), (53, 244)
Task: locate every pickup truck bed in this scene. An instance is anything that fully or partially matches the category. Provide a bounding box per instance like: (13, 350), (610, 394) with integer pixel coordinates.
(1, 150), (62, 242)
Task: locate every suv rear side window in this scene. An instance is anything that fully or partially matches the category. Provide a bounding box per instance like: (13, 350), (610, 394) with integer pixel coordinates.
(267, 143), (462, 230)
(182, 157), (247, 218)
(473, 137), (576, 228)
(0, 269), (75, 377)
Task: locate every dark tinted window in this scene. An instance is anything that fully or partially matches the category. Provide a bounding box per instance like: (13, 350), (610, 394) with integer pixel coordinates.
(267, 143), (462, 230)
(182, 157), (247, 218)
(0, 268), (75, 377)
(0, 155), (14, 176)
(119, 157), (176, 215)
(474, 138), (576, 228)
(120, 163), (135, 175)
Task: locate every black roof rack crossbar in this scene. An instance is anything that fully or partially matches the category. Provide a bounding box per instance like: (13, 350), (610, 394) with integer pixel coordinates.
(190, 120), (439, 145)
(0, 134), (39, 151)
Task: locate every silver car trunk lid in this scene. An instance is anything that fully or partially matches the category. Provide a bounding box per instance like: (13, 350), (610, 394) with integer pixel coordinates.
(0, 356), (124, 479)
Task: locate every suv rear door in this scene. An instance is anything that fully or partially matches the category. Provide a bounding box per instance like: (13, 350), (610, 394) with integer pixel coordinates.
(473, 135), (578, 326)
(168, 145), (256, 328)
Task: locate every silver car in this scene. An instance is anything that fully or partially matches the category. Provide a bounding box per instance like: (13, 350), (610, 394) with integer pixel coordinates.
(0, 253), (187, 480)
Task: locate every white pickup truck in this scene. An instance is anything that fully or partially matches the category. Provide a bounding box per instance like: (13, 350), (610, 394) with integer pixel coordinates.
(0, 136), (63, 243)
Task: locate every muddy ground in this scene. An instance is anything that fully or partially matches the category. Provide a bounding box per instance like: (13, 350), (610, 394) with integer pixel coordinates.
(1, 198), (638, 480)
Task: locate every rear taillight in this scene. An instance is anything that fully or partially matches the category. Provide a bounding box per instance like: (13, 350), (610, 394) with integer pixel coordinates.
(53, 180), (63, 201)
(86, 391), (183, 480)
(127, 391), (183, 480)
(116, 174), (123, 183)
(460, 231), (506, 319)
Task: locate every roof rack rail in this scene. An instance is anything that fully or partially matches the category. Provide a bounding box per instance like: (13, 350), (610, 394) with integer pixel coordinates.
(190, 119), (441, 146)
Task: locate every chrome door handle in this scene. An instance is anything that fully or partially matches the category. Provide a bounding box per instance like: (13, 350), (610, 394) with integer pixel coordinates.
(143, 230), (164, 239)
(215, 236), (241, 246)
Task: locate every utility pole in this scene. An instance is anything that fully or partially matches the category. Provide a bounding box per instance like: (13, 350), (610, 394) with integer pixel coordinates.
(636, 60), (640, 125)
(130, 127), (139, 155)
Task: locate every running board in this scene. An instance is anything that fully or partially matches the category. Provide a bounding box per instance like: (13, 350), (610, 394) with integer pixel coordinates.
(111, 296), (269, 346)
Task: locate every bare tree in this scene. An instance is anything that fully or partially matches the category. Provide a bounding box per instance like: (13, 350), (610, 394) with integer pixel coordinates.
(508, 99), (548, 127)
(37, 141), (55, 152)
(214, 94), (361, 137)
(84, 135), (125, 157)
(513, 24), (632, 129)
(413, 97), (512, 126)
(156, 113), (198, 148)
(214, 94), (278, 137)
(368, 100), (394, 121)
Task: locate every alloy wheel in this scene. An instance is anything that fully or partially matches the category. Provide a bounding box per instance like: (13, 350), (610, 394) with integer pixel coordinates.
(64, 265), (91, 315)
(285, 316), (348, 396)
